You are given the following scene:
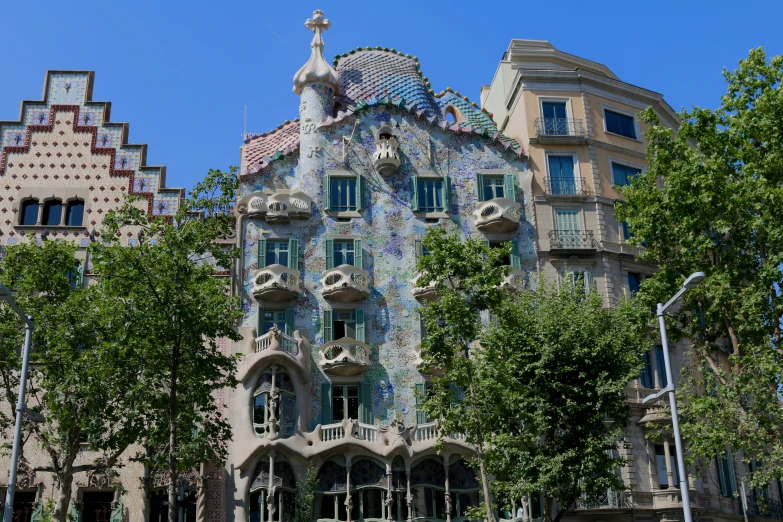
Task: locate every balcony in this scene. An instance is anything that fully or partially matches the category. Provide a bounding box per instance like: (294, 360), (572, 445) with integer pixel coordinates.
(320, 337), (371, 376)
(251, 265), (302, 302)
(256, 328), (300, 356)
(652, 488), (699, 510)
(321, 265), (370, 302)
(500, 268), (526, 292)
(548, 230), (598, 252)
(371, 133), (401, 175)
(576, 490), (631, 510)
(238, 326), (312, 383)
(412, 272), (437, 301)
(237, 190), (312, 223)
(412, 343), (445, 376)
(473, 198), (522, 234)
(544, 176), (591, 197)
(534, 118), (586, 144)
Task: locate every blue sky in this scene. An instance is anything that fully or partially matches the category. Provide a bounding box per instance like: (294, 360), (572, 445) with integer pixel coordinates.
(1, 0), (781, 192)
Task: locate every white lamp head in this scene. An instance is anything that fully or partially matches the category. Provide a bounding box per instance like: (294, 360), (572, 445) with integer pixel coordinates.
(683, 272), (706, 290)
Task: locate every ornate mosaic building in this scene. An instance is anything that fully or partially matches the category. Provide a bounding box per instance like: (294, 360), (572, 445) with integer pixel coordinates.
(227, 9), (531, 522)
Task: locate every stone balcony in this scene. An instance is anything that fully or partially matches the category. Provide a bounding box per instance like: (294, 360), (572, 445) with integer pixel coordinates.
(500, 268), (526, 292)
(412, 343), (445, 376)
(411, 271), (437, 301)
(251, 264), (302, 302)
(320, 337), (371, 376)
(237, 189), (312, 223)
(321, 265), (370, 302)
(473, 197), (522, 234)
(651, 487), (699, 510)
(237, 327), (311, 384)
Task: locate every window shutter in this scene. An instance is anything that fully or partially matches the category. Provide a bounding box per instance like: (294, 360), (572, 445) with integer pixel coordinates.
(409, 177), (419, 211)
(726, 450), (737, 496)
(323, 310), (333, 343)
(323, 174), (332, 211)
(415, 383), (427, 425)
(284, 308), (295, 336)
(321, 383), (333, 425)
(584, 271), (594, 293)
(655, 345), (668, 387)
(510, 240), (521, 270)
(355, 307), (365, 343)
(353, 238), (363, 269)
(476, 173), (485, 201)
(359, 382), (372, 424)
(415, 239), (423, 260)
(640, 352), (651, 388)
(356, 176), (365, 212)
(256, 306), (265, 337)
(257, 238), (267, 269)
(504, 173), (516, 201)
(443, 175), (451, 211)
(325, 239), (335, 270)
(449, 382), (460, 405)
(288, 239), (299, 271)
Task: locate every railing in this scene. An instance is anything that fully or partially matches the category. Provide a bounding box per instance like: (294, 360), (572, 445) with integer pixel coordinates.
(255, 328), (299, 356)
(576, 489), (631, 510)
(238, 190), (312, 222)
(747, 496), (783, 520)
(548, 230), (598, 250)
(252, 265), (301, 299)
(545, 176), (590, 196)
(321, 423), (346, 442)
(320, 338), (371, 376)
(415, 422), (438, 442)
(357, 422), (378, 442)
(535, 117), (585, 138)
(473, 198), (522, 233)
(321, 265), (370, 301)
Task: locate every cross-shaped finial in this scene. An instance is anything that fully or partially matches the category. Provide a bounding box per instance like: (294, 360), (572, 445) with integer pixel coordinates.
(305, 9), (330, 34)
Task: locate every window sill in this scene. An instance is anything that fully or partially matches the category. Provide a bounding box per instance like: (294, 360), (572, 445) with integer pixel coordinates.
(14, 225), (88, 230)
(326, 211), (362, 219)
(604, 130), (641, 143)
(415, 211), (450, 220)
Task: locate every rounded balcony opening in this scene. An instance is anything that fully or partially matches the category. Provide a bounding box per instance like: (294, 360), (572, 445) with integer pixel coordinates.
(480, 204), (499, 218)
(252, 367), (296, 439)
(325, 272), (344, 286)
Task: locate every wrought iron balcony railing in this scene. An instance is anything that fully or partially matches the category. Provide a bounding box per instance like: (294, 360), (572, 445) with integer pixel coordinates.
(576, 489), (631, 510)
(545, 176), (591, 196)
(535, 117), (585, 138)
(549, 230), (598, 250)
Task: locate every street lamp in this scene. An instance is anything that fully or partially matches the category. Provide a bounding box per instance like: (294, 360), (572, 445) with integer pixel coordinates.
(1, 284), (36, 522)
(642, 271), (706, 522)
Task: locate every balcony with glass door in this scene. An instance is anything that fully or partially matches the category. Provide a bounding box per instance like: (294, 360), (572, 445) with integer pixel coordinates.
(535, 102), (585, 143)
(549, 210), (598, 252)
(545, 156), (590, 197)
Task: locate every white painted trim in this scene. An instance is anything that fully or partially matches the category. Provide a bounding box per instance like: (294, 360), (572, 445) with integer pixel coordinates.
(552, 205), (584, 231)
(544, 150), (582, 192)
(601, 104), (642, 142)
(537, 96), (574, 120)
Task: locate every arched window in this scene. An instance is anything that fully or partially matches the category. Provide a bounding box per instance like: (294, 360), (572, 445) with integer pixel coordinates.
(65, 199), (85, 226)
(250, 456), (296, 522)
(42, 199), (62, 226)
(253, 367), (296, 438)
(20, 199), (39, 226)
(411, 458), (447, 521)
(390, 457), (407, 522)
(448, 460), (480, 520)
(315, 459), (348, 522)
(350, 459), (388, 521)
(149, 487), (197, 522)
(444, 106), (462, 124)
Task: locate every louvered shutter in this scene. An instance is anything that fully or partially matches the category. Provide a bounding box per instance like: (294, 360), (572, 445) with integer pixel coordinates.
(476, 173), (485, 201)
(323, 310), (333, 343)
(726, 450), (737, 496)
(354, 238), (363, 269)
(356, 176), (365, 212)
(442, 175), (451, 211)
(325, 239), (335, 270)
(510, 240), (521, 270)
(359, 383), (372, 424)
(321, 383), (333, 425)
(504, 173), (516, 200)
(355, 308), (365, 343)
(415, 239), (423, 260)
(409, 177), (419, 211)
(584, 271), (594, 294)
(415, 383), (427, 424)
(323, 174), (332, 211)
(284, 308), (295, 336)
(655, 345), (668, 387)
(288, 239), (299, 271)
(257, 238), (267, 269)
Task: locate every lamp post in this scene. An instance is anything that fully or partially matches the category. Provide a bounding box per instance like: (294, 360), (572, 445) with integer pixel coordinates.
(642, 272), (706, 522)
(1, 284), (35, 522)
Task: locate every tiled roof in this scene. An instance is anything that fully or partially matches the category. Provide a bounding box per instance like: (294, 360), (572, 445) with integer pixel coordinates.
(435, 89), (519, 152)
(241, 119), (300, 174)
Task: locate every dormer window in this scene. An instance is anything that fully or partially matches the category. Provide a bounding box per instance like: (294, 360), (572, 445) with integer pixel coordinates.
(20, 199), (39, 226)
(42, 199), (62, 226)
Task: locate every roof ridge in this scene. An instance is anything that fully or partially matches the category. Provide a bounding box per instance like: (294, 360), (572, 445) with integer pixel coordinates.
(333, 47), (435, 95)
(244, 118), (300, 144)
(435, 87), (494, 119)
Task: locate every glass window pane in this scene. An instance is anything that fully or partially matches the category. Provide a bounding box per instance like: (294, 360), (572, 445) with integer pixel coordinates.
(333, 390), (345, 421)
(42, 201), (62, 226)
(334, 241), (355, 267)
(331, 178), (357, 212)
(66, 201), (84, 226)
(21, 200), (38, 226)
(363, 490), (383, 519)
(418, 180), (444, 212)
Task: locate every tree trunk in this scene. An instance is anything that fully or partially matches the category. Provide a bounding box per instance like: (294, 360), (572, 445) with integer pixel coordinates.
(168, 347), (180, 522)
(53, 460), (74, 522)
(478, 457), (495, 522)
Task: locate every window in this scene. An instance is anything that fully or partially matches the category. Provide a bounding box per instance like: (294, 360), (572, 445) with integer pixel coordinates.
(640, 352), (654, 388)
(150, 488), (197, 522)
(19, 199), (39, 226)
(256, 238), (299, 270)
(315, 459), (397, 522)
(655, 345), (668, 387)
(253, 367), (297, 438)
(612, 162), (642, 187)
(325, 238), (363, 269)
(542, 101), (568, 134)
(415, 382), (434, 424)
(486, 240), (521, 270)
(320, 383), (372, 424)
(65, 200), (84, 226)
(6, 490), (35, 522)
(257, 308), (295, 336)
(628, 272), (641, 296)
(560, 269), (593, 296)
(716, 450), (737, 497)
(410, 175), (450, 213)
(409, 459), (480, 521)
(81, 492), (115, 522)
(42, 199), (62, 226)
(414, 239), (431, 260)
(605, 109), (637, 139)
(547, 155), (577, 195)
(655, 444), (679, 489)
(621, 221), (632, 240)
(324, 175), (364, 213)
(476, 173), (516, 202)
(554, 209), (582, 248)
(250, 457), (296, 522)
(322, 309), (365, 343)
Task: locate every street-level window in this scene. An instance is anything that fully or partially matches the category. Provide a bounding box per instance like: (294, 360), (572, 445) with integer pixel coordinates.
(605, 109), (637, 139)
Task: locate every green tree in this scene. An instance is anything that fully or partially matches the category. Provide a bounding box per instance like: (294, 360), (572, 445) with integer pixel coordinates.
(0, 240), (149, 521)
(90, 167), (243, 522)
(616, 48), (783, 487)
(417, 229), (649, 522)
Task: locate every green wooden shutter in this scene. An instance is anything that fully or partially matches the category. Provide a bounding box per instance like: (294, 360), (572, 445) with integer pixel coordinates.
(717, 455), (728, 496)
(323, 174), (332, 211)
(69, 500), (81, 522)
(415, 383), (427, 424)
(355, 308), (365, 343)
(321, 383), (333, 425)
(109, 497), (122, 522)
(476, 173), (485, 201)
(449, 382), (459, 405)
(257, 238), (267, 269)
(359, 382), (372, 424)
(726, 450), (737, 496)
(410, 176), (419, 211)
(443, 176), (451, 211)
(257, 306), (265, 336)
(284, 308), (295, 336)
(419, 313), (426, 343)
(354, 238), (363, 269)
(510, 240), (521, 270)
(323, 310), (333, 343)
(584, 271), (594, 294)
(415, 239), (423, 260)
(325, 239), (335, 270)
(288, 239), (299, 271)
(356, 176), (365, 212)
(76, 260), (85, 288)
(504, 173), (516, 201)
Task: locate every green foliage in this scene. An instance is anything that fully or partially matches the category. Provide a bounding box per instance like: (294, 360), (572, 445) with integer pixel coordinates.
(616, 48), (783, 487)
(418, 229), (649, 522)
(295, 466), (318, 522)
